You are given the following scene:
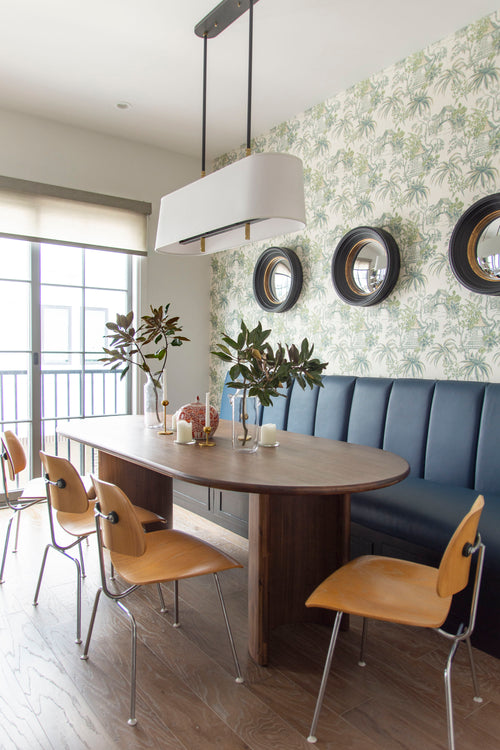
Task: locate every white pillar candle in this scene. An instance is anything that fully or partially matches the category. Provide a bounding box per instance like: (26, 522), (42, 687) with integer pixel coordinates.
(176, 420), (192, 443)
(205, 392), (210, 427)
(162, 371), (168, 402)
(261, 423), (277, 445)
(171, 412), (177, 430)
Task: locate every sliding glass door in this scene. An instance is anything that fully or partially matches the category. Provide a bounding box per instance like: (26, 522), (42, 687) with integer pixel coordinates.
(0, 238), (134, 493)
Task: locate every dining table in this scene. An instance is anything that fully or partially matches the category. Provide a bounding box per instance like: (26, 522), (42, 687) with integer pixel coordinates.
(58, 415), (409, 665)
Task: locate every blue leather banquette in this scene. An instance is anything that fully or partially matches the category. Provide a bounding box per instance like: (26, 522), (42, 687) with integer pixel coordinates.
(220, 374), (500, 658)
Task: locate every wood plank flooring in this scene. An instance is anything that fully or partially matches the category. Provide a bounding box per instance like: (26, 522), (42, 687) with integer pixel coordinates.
(0, 503), (499, 749)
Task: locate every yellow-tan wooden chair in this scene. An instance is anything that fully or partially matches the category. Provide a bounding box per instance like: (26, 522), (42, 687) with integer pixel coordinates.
(34, 451), (163, 644)
(0, 430), (47, 583)
(81, 475), (244, 726)
(305, 495), (485, 750)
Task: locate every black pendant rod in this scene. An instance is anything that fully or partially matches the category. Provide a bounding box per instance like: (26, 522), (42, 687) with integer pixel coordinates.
(246, 0), (253, 153)
(202, 33), (208, 176)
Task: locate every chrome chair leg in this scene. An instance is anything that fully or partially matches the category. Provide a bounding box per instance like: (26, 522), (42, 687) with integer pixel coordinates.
(116, 599), (138, 727)
(173, 580), (180, 627)
(78, 540), (86, 578)
(307, 610), (344, 744)
(0, 515), (14, 583)
(33, 544), (51, 606)
(444, 637), (460, 750)
(157, 583), (167, 613)
(81, 587), (103, 660)
(73, 554), (83, 644)
(465, 636), (482, 703)
(13, 509), (21, 553)
(33, 543), (83, 643)
(359, 617), (368, 666)
(213, 572), (243, 683)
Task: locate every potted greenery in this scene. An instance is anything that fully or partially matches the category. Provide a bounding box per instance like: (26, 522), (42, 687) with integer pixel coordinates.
(212, 320), (327, 451)
(100, 304), (189, 426)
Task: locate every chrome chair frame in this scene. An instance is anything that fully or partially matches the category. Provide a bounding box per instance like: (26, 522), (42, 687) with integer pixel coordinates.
(33, 473), (92, 644)
(307, 534), (485, 750)
(82, 501), (243, 726)
(0, 432), (46, 584)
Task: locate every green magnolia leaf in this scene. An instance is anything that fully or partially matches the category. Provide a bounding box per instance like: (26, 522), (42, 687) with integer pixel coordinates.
(212, 351), (233, 362)
(221, 335), (239, 349)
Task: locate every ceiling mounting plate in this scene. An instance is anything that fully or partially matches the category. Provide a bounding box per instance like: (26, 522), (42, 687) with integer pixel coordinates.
(195, 0), (260, 38)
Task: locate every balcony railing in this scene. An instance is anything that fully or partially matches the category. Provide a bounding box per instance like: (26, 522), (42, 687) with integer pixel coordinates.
(0, 366), (129, 495)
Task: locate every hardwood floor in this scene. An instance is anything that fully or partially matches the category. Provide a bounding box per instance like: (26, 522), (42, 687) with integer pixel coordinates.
(1, 503), (499, 750)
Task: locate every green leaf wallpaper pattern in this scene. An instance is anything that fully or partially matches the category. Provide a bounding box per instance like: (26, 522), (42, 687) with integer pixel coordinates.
(209, 11), (500, 397)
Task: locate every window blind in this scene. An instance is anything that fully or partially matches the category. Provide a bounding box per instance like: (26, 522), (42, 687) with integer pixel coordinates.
(0, 176), (151, 255)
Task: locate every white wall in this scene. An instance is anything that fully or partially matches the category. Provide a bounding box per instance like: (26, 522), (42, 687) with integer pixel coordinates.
(0, 108), (211, 411)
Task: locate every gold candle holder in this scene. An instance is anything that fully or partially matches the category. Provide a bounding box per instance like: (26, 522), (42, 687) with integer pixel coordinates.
(158, 400), (173, 435)
(199, 424), (215, 447)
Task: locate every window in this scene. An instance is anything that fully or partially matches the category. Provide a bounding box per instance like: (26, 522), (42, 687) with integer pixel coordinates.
(0, 239), (135, 491)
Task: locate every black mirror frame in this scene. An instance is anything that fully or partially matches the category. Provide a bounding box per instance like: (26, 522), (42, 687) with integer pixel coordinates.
(449, 193), (500, 295)
(253, 247), (303, 312)
(331, 226), (400, 306)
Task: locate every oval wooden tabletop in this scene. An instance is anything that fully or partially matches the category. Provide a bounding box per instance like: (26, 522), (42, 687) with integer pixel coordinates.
(58, 415), (409, 495)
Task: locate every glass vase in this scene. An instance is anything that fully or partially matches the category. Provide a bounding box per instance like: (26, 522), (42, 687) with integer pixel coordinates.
(144, 379), (162, 428)
(231, 389), (260, 453)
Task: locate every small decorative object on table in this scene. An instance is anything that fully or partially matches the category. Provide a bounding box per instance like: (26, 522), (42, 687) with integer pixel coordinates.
(175, 420), (195, 444)
(176, 395), (219, 441)
(212, 320), (327, 452)
(99, 304), (189, 429)
(260, 423), (278, 447)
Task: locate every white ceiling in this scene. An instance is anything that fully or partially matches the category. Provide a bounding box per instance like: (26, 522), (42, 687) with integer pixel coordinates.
(1, 1), (498, 159)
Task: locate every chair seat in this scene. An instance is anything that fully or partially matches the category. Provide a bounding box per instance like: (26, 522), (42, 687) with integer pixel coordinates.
(132, 505), (165, 527)
(57, 499), (164, 537)
(18, 475), (46, 501)
(306, 555), (452, 628)
(82, 475), (96, 499)
(57, 500), (97, 536)
(110, 529), (242, 586)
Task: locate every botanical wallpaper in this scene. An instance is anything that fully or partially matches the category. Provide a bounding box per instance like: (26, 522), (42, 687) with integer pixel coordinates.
(209, 11), (500, 396)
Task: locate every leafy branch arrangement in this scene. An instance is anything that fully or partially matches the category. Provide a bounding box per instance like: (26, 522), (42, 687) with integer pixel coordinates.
(100, 304), (189, 418)
(212, 320), (327, 443)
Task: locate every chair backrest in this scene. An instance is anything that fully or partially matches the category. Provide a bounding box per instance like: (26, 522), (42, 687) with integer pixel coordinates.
(39, 451), (90, 513)
(1, 430), (27, 480)
(91, 476), (146, 557)
(437, 494), (484, 599)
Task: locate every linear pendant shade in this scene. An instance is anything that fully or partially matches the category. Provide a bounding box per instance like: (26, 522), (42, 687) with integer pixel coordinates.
(155, 152), (305, 255)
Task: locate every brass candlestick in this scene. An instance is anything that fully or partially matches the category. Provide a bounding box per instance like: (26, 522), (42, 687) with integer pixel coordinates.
(158, 400), (173, 435)
(199, 424), (215, 447)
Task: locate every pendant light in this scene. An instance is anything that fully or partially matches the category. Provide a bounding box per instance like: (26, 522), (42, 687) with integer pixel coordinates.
(155, 0), (306, 256)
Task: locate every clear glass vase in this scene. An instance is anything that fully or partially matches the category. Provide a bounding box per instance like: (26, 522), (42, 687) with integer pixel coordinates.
(143, 379), (162, 428)
(231, 389), (260, 452)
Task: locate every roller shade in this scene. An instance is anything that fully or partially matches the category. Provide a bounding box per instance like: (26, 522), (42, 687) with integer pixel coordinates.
(0, 176), (151, 255)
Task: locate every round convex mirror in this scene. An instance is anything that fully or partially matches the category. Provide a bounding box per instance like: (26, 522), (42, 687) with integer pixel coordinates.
(449, 193), (500, 294)
(331, 227), (400, 306)
(253, 247), (303, 312)
(476, 217), (500, 278)
(350, 240), (388, 294)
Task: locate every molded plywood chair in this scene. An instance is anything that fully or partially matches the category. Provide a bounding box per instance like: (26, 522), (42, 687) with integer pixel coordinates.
(305, 495), (485, 750)
(0, 431), (47, 583)
(82, 475), (244, 726)
(34, 452), (163, 644)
